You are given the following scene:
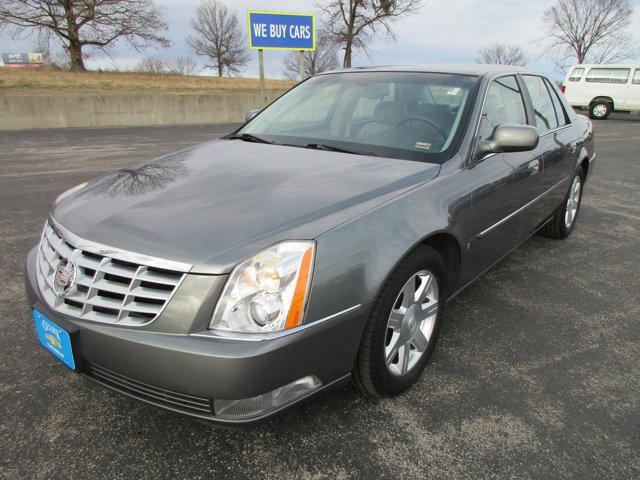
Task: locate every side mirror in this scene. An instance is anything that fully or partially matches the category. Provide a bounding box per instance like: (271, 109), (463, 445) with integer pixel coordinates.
(475, 124), (539, 159)
(245, 109), (261, 122)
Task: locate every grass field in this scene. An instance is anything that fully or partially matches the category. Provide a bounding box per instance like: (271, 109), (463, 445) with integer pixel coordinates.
(0, 68), (296, 95)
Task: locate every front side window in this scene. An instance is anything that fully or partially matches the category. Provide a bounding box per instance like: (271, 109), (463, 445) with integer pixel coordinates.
(478, 75), (527, 140)
(585, 68), (631, 84)
(239, 72), (479, 162)
(523, 75), (559, 133)
(569, 67), (585, 82)
(633, 69), (640, 85)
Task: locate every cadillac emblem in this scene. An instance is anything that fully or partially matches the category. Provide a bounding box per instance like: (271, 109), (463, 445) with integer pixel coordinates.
(54, 258), (77, 295)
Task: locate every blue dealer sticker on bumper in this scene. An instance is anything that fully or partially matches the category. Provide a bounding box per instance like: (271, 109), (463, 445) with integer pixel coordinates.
(33, 310), (76, 370)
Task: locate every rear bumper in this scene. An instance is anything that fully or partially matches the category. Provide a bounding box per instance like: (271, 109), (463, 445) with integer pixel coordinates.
(25, 247), (369, 426)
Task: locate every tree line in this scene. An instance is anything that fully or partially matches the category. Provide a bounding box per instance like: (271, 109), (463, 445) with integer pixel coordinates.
(0, 0), (638, 77)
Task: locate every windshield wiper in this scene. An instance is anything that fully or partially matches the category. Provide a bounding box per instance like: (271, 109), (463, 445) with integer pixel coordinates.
(304, 143), (377, 157)
(224, 133), (273, 144)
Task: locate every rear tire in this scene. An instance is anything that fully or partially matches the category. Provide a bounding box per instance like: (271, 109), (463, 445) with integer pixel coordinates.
(589, 100), (612, 120)
(539, 168), (585, 239)
(352, 245), (446, 397)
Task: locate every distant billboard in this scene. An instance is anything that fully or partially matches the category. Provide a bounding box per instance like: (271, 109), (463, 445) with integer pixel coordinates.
(1, 53), (44, 67)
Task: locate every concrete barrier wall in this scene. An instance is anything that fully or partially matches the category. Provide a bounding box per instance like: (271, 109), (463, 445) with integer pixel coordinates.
(0, 91), (286, 130)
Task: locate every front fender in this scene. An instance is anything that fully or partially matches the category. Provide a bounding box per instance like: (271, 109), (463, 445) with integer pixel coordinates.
(306, 171), (462, 323)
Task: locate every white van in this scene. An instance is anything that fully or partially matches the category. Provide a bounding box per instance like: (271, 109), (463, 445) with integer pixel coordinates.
(561, 64), (640, 119)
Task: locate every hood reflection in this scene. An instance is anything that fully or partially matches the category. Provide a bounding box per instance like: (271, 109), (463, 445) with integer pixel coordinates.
(94, 152), (190, 198)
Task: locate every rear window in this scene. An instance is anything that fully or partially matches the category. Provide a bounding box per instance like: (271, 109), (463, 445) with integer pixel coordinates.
(523, 75), (559, 133)
(569, 68), (585, 82)
(544, 78), (569, 127)
(633, 69), (640, 85)
(585, 68), (631, 84)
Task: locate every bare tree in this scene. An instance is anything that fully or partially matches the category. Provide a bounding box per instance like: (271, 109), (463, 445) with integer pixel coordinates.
(319, 0), (422, 68)
(165, 56), (201, 76)
(282, 30), (339, 80)
(0, 0), (170, 71)
(135, 56), (165, 74)
(187, 0), (250, 77)
(541, 0), (639, 70)
(477, 43), (528, 66)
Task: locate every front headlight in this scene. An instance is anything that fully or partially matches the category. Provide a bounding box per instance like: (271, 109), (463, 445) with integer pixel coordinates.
(210, 241), (315, 334)
(54, 182), (88, 206)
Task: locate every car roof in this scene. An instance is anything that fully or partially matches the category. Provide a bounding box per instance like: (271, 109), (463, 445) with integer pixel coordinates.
(567, 64), (639, 68)
(318, 64), (538, 77)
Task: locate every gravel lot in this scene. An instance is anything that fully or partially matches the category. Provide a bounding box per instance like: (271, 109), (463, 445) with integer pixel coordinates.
(0, 117), (638, 479)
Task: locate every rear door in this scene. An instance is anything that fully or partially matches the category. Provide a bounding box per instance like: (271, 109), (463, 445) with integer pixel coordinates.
(521, 75), (576, 217)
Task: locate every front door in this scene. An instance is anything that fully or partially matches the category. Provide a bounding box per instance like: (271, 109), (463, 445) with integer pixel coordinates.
(461, 75), (543, 284)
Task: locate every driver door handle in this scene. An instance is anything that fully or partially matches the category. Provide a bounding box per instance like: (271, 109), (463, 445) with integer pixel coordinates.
(528, 159), (540, 175)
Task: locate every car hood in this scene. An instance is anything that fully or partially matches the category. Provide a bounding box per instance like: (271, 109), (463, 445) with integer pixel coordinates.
(53, 140), (440, 273)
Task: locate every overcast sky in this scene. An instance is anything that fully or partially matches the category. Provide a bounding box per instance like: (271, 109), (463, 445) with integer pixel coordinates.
(1, 0), (639, 80)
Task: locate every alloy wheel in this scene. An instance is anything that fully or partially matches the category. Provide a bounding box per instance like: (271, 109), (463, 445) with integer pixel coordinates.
(564, 175), (582, 229)
(384, 270), (439, 376)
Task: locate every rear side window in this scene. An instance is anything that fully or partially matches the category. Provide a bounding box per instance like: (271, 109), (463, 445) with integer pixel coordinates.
(633, 69), (640, 85)
(523, 75), (559, 133)
(544, 78), (569, 127)
(585, 68), (631, 84)
(478, 75), (527, 140)
(569, 68), (585, 82)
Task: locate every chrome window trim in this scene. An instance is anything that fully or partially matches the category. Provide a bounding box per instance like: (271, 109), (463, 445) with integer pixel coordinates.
(50, 216), (192, 273)
(194, 304), (363, 342)
(476, 175), (571, 239)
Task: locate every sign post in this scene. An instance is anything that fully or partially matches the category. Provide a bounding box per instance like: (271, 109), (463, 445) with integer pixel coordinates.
(299, 51), (305, 80)
(258, 49), (266, 102)
(247, 11), (316, 99)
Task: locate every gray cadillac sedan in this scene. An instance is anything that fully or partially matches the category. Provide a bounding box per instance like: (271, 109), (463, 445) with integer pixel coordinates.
(25, 65), (595, 426)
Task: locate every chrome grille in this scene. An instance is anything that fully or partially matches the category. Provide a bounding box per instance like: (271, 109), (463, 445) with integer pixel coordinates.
(36, 221), (188, 326)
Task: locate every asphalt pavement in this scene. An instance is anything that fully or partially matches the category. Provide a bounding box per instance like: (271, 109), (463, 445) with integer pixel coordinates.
(0, 117), (638, 479)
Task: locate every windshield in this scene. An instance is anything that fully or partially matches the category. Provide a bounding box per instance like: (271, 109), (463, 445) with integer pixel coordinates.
(237, 71), (479, 162)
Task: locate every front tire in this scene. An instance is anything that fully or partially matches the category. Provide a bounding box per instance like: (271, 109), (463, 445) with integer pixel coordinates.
(539, 168), (585, 239)
(589, 100), (612, 120)
(352, 245), (446, 397)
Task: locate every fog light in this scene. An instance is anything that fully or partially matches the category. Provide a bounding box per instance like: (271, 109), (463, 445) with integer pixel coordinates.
(213, 376), (322, 420)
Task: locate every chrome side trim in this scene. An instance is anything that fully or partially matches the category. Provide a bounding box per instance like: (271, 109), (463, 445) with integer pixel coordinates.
(50, 216), (192, 273)
(476, 175), (571, 238)
(538, 124), (572, 138)
(194, 304), (363, 342)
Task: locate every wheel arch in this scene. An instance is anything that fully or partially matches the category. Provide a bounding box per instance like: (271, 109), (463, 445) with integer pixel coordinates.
(590, 96), (614, 109)
(371, 230), (463, 304)
(579, 156), (590, 180)
(419, 232), (462, 295)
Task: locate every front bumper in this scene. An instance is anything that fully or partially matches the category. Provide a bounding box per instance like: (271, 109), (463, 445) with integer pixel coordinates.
(25, 247), (369, 426)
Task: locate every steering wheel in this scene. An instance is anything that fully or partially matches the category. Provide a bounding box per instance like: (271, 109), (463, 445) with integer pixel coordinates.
(396, 116), (449, 141)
